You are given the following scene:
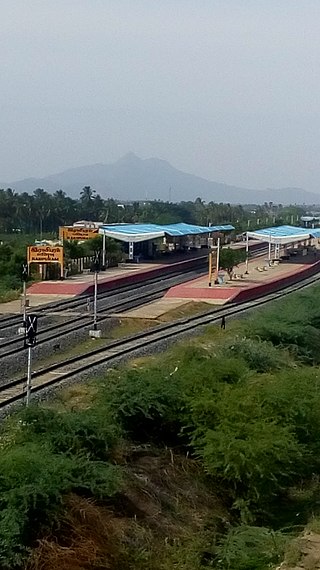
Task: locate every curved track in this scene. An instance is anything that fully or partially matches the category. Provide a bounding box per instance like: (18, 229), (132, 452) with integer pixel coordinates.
(0, 267), (319, 410)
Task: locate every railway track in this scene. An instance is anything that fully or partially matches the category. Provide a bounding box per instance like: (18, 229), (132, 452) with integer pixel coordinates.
(0, 243), (268, 332)
(0, 245), (269, 356)
(0, 267), (318, 410)
(0, 258), (210, 332)
(0, 272), (205, 360)
(0, 266), (209, 358)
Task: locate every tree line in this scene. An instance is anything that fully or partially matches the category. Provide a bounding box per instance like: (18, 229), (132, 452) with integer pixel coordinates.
(0, 186), (306, 236)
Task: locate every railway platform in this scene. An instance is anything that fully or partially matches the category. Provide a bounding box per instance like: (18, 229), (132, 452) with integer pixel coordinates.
(164, 252), (320, 305)
(26, 262), (164, 297)
(0, 253), (209, 314)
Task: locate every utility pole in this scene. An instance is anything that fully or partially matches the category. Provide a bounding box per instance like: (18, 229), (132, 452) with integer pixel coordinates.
(208, 251), (213, 287)
(22, 263), (28, 326)
(93, 270), (98, 330)
(24, 314), (38, 406)
(18, 264), (29, 336)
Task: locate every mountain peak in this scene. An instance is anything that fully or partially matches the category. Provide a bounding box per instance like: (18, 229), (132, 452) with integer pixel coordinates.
(115, 152), (141, 164)
(3, 154), (320, 204)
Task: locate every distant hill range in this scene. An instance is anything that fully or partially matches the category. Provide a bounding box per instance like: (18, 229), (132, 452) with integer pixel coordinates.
(1, 153), (319, 205)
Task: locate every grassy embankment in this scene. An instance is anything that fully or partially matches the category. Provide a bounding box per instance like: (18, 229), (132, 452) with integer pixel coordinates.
(1, 285), (320, 568)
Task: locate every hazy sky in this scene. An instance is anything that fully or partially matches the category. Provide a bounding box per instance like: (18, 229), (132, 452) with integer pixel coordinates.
(1, 0), (320, 191)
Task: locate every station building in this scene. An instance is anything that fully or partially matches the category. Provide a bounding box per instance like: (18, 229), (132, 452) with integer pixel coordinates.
(99, 222), (234, 261)
(246, 224), (320, 264)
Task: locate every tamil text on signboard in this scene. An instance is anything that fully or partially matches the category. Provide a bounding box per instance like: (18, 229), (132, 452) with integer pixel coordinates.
(27, 246), (63, 265)
(59, 226), (99, 241)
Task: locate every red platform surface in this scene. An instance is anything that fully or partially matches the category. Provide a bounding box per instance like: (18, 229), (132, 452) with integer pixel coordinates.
(27, 256), (207, 297)
(165, 258), (320, 304)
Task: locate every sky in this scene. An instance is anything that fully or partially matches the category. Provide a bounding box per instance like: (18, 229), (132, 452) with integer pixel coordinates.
(1, 0), (320, 191)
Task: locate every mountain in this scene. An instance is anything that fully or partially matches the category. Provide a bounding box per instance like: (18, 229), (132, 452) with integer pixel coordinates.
(1, 153), (320, 205)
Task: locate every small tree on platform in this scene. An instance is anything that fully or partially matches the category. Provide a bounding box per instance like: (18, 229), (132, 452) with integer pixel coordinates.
(219, 247), (247, 280)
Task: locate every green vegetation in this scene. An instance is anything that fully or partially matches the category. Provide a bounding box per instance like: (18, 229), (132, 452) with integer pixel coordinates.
(0, 237), (30, 302)
(2, 284), (320, 567)
(0, 186), (305, 235)
(219, 246), (247, 278)
(0, 184), (307, 301)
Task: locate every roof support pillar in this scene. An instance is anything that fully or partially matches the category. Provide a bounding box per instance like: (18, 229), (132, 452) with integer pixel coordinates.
(245, 232), (249, 274)
(268, 233), (272, 264)
(129, 241), (134, 260)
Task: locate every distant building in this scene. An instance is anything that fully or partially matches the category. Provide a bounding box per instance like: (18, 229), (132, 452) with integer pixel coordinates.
(73, 220), (103, 228)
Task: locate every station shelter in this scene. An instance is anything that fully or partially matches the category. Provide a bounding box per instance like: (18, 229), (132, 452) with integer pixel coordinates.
(99, 222), (234, 263)
(246, 225), (320, 269)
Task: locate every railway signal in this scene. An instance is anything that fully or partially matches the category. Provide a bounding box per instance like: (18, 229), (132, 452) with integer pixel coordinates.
(89, 251), (102, 338)
(24, 314), (38, 406)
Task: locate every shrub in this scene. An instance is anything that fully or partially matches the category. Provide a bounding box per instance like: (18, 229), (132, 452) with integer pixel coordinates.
(0, 443), (121, 567)
(198, 418), (302, 510)
(257, 369), (320, 458)
(216, 525), (286, 570)
(105, 367), (184, 443)
(224, 336), (288, 372)
(17, 405), (120, 461)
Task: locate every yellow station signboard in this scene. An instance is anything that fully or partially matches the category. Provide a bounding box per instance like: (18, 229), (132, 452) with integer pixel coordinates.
(59, 226), (99, 241)
(27, 246), (64, 265)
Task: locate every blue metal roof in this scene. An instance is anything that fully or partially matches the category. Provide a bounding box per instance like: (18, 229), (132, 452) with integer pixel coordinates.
(99, 222), (234, 243)
(248, 225), (310, 238)
(247, 225), (320, 244)
(310, 228), (320, 238)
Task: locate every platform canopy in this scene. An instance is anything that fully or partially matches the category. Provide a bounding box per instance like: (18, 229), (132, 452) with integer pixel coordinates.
(247, 224), (320, 245)
(99, 222), (234, 243)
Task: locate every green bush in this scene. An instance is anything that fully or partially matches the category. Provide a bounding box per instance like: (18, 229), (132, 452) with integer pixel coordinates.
(246, 287), (320, 364)
(216, 525), (286, 570)
(0, 443), (121, 567)
(199, 419), (302, 509)
(105, 367), (184, 443)
(224, 336), (288, 372)
(17, 405), (120, 460)
(257, 369), (320, 458)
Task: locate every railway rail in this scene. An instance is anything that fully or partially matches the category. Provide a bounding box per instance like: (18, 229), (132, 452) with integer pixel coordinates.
(0, 267), (319, 410)
(0, 243), (268, 332)
(0, 244), (268, 329)
(0, 245), (269, 353)
(0, 267), (207, 358)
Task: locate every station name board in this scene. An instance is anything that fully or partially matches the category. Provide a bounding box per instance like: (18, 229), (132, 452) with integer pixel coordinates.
(27, 246), (64, 265)
(59, 226), (99, 241)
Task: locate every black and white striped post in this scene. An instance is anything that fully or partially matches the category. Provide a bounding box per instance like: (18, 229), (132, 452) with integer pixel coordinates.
(24, 314), (38, 406)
